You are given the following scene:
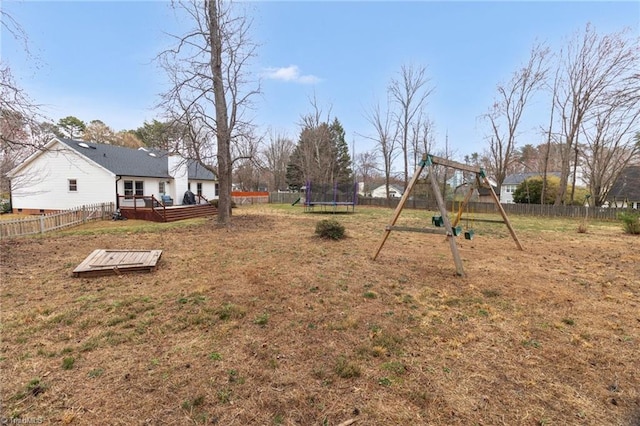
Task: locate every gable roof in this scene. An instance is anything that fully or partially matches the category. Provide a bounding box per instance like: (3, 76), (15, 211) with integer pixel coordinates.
(58, 138), (216, 180)
(58, 138), (169, 178)
(607, 166), (640, 201)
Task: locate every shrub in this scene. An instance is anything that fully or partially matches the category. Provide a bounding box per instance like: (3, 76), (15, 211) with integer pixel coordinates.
(0, 199), (10, 214)
(335, 356), (361, 378)
(315, 219), (345, 240)
(619, 210), (640, 235)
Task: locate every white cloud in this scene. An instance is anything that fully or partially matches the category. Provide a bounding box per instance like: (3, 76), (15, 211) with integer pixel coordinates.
(263, 65), (321, 84)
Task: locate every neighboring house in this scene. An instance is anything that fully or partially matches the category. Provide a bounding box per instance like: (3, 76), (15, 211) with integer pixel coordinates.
(501, 172), (560, 204)
(477, 185), (498, 203)
(371, 184), (403, 198)
(8, 137), (218, 214)
(606, 165), (640, 209)
(452, 178), (497, 204)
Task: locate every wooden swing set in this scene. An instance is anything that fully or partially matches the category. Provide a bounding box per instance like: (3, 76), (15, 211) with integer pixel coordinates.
(372, 153), (523, 277)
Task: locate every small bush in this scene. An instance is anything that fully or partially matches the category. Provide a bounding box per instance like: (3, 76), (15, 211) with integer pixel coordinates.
(0, 199), (10, 214)
(335, 356), (361, 378)
(619, 210), (640, 235)
(315, 219), (345, 240)
(62, 357), (75, 370)
(577, 220), (588, 234)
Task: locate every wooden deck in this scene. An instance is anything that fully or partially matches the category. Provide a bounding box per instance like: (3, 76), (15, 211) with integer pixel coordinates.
(119, 204), (217, 222)
(73, 249), (163, 277)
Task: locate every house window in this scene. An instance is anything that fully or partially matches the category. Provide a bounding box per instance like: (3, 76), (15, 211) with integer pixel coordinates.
(187, 182), (191, 191)
(68, 179), (78, 192)
(197, 182), (203, 196)
(214, 183), (219, 197)
(124, 180), (144, 198)
(124, 181), (133, 198)
(159, 181), (166, 195)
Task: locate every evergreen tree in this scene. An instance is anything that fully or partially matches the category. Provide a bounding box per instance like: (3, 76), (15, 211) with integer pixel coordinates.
(329, 118), (353, 186)
(286, 117), (353, 190)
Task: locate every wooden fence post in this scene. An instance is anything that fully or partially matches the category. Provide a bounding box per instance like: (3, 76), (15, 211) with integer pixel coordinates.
(40, 216), (45, 234)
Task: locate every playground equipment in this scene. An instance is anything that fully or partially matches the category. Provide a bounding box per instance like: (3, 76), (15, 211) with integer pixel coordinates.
(372, 153), (523, 277)
(303, 181), (358, 213)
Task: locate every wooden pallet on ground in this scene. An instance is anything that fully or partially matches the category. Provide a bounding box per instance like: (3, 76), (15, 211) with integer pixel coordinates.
(73, 249), (162, 277)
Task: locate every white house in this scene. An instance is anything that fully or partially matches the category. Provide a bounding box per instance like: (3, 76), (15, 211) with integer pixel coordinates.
(606, 165), (640, 209)
(8, 137), (218, 214)
(500, 172), (561, 204)
(371, 184), (403, 198)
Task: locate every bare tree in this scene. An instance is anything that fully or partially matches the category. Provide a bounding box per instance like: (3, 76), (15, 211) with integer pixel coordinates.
(539, 67), (560, 204)
(388, 64), (434, 189)
(158, 0), (259, 226)
(580, 99), (640, 206)
(0, 11), (47, 151)
(354, 150), (379, 196)
(553, 24), (639, 205)
(363, 98), (398, 199)
(410, 112), (436, 169)
(83, 119), (115, 144)
(484, 42), (549, 195)
(263, 131), (294, 192)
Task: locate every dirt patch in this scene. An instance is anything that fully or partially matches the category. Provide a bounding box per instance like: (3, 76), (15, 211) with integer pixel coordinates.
(1, 205), (638, 425)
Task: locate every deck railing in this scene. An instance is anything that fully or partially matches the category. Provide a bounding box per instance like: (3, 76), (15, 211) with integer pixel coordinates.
(117, 195), (167, 221)
(0, 202), (115, 239)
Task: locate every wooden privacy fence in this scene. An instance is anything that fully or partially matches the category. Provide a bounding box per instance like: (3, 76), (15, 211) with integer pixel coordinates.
(270, 192), (626, 221)
(357, 197), (625, 221)
(0, 202), (115, 239)
(232, 191), (269, 205)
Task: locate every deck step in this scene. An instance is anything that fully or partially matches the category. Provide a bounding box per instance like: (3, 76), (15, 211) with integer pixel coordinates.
(163, 205), (217, 222)
(120, 204), (217, 222)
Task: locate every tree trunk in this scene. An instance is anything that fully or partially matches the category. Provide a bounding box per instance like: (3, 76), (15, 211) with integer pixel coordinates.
(208, 0), (231, 227)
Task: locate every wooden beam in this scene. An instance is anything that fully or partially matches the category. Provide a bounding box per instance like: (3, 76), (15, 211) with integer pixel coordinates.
(483, 176), (523, 250)
(386, 225), (448, 235)
(428, 163), (465, 276)
(426, 154), (482, 175)
(457, 218), (505, 224)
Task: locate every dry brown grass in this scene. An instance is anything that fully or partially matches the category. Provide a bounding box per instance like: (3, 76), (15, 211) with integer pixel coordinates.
(1, 204), (639, 425)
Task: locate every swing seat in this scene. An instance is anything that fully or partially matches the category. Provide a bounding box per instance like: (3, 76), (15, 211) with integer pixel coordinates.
(452, 225), (462, 236)
(464, 229), (475, 240)
(432, 215), (444, 227)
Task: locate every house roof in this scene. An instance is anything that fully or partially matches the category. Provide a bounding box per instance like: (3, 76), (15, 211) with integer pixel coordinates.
(607, 166), (640, 201)
(503, 172), (560, 185)
(57, 138), (216, 180)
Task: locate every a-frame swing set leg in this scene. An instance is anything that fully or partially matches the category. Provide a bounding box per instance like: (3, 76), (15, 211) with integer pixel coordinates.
(483, 175), (523, 251)
(426, 161), (465, 276)
(372, 158), (428, 261)
(372, 155), (465, 277)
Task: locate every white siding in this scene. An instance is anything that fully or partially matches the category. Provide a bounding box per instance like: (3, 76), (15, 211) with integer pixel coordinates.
(371, 185), (402, 198)
(11, 142), (115, 211)
(168, 155), (188, 202)
(500, 184), (517, 204)
(118, 177), (170, 200)
(189, 180), (218, 202)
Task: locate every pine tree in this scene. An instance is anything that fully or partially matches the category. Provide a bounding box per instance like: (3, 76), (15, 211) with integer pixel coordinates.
(286, 117), (353, 189)
(329, 118), (353, 186)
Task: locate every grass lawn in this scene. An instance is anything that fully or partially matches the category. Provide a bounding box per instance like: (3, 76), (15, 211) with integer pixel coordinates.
(1, 204), (638, 425)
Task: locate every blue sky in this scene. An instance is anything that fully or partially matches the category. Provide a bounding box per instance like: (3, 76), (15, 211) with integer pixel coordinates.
(2, 1), (639, 160)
